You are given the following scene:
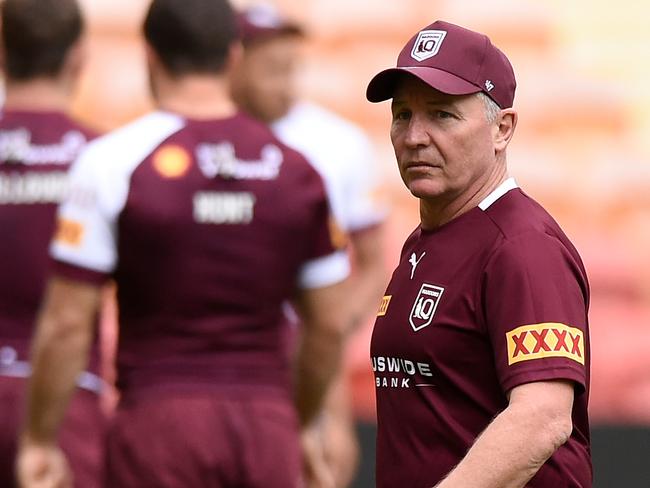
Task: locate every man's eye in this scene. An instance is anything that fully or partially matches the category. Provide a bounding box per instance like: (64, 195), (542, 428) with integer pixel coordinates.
(394, 111), (411, 121)
(436, 111), (454, 119)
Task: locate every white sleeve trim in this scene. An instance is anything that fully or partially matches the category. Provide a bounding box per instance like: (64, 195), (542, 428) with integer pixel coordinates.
(298, 250), (350, 289)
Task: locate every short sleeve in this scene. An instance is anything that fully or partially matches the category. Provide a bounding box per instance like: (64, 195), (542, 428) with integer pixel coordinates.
(482, 232), (589, 394)
(50, 149), (119, 284)
(50, 111), (186, 284)
(296, 168), (350, 289)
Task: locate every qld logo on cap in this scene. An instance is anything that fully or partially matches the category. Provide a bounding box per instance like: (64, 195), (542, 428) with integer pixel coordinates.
(410, 30), (447, 62)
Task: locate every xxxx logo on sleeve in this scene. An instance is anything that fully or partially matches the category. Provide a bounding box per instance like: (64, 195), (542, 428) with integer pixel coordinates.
(409, 283), (444, 332)
(506, 323), (585, 366)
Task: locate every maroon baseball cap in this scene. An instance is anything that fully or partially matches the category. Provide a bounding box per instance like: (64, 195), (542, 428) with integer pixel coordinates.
(237, 4), (303, 44)
(366, 20), (516, 108)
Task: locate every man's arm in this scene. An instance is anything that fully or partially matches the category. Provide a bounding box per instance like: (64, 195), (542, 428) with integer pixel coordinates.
(17, 276), (101, 486)
(304, 225), (385, 485)
(292, 281), (346, 426)
(343, 225), (388, 333)
(316, 371), (360, 488)
(436, 380), (575, 488)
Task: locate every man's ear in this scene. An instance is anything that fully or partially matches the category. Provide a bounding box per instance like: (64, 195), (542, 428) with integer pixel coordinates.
(493, 109), (517, 154)
(61, 39), (86, 84)
(224, 41), (244, 74)
(144, 43), (160, 73)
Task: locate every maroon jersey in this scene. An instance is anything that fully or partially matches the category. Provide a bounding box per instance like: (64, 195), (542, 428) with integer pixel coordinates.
(50, 111), (349, 398)
(371, 179), (591, 487)
(0, 110), (103, 487)
(0, 110), (100, 376)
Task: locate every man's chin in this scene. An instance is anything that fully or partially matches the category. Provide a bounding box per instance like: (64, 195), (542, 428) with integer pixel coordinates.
(406, 182), (444, 200)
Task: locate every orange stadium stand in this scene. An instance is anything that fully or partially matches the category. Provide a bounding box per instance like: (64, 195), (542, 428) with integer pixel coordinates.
(67, 0), (650, 427)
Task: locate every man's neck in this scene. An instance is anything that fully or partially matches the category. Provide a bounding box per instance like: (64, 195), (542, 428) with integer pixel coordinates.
(419, 165), (509, 230)
(3, 79), (71, 112)
(155, 75), (237, 120)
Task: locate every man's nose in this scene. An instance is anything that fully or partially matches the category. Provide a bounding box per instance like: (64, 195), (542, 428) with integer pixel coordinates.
(403, 115), (430, 148)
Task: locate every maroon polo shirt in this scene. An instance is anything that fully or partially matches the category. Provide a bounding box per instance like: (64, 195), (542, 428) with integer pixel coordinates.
(371, 184), (591, 487)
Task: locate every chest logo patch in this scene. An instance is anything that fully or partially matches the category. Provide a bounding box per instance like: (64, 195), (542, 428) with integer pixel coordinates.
(409, 283), (444, 331)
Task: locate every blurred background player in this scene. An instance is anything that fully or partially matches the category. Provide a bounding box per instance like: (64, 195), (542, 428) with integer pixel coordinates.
(16, 0), (349, 487)
(0, 0), (105, 486)
(231, 4), (389, 486)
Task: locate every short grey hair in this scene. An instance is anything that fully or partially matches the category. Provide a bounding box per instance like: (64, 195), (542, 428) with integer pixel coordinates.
(477, 92), (501, 124)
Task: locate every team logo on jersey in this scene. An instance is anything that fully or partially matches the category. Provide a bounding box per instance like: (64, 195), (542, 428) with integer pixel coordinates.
(377, 295), (391, 317)
(506, 323), (585, 366)
(54, 218), (84, 247)
(152, 145), (191, 179)
(409, 283), (444, 331)
(411, 30), (447, 62)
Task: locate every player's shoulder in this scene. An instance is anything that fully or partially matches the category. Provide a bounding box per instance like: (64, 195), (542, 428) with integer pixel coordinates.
(76, 111), (185, 175)
(481, 185), (584, 269)
(482, 186), (563, 242)
(398, 225), (424, 260)
(229, 111), (306, 158)
(0, 109), (94, 138)
(230, 111), (325, 185)
(229, 110), (277, 140)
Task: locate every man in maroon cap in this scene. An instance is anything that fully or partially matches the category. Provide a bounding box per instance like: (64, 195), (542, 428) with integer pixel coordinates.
(367, 20), (591, 487)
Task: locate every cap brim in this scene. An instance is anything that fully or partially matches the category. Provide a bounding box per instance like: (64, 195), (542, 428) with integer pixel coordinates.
(366, 67), (481, 103)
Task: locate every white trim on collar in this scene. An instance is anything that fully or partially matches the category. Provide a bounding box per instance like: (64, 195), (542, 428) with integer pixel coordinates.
(478, 177), (518, 211)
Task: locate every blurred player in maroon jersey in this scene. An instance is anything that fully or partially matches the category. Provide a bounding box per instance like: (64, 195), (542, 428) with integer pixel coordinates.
(366, 20), (592, 488)
(0, 0), (105, 486)
(16, 0), (349, 487)
(231, 5), (389, 486)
